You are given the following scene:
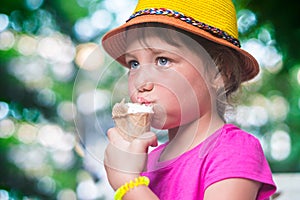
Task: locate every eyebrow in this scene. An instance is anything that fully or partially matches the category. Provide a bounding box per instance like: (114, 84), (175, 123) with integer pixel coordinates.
(124, 48), (172, 57)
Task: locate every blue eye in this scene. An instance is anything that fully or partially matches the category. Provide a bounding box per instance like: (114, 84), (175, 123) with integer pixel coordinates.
(129, 60), (140, 69)
(157, 57), (170, 67)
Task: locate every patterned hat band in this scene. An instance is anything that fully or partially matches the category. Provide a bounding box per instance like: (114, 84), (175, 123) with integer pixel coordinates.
(126, 8), (241, 48)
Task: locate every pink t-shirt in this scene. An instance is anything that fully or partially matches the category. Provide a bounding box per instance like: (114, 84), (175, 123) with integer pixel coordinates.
(141, 124), (276, 200)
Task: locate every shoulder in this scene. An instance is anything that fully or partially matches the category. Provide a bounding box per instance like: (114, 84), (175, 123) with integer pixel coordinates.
(204, 124), (277, 199)
(216, 124), (262, 152)
(204, 124), (267, 180)
(208, 124), (266, 166)
(221, 124), (259, 141)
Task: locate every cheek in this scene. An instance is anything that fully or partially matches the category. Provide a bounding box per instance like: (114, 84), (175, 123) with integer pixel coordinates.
(164, 72), (209, 124)
(128, 77), (136, 101)
(151, 91), (181, 129)
(151, 103), (168, 129)
(150, 74), (199, 127)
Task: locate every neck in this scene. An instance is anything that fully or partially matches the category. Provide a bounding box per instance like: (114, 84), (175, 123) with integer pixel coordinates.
(160, 112), (225, 162)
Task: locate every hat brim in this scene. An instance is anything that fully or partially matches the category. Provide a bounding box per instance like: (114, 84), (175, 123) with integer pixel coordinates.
(102, 15), (259, 82)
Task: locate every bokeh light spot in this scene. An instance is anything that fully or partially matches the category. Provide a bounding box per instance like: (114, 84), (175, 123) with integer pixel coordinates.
(38, 125), (76, 151)
(235, 105), (268, 127)
(76, 179), (99, 200)
(0, 189), (9, 200)
(297, 68), (300, 85)
(38, 124), (64, 148)
(76, 89), (110, 115)
(57, 189), (77, 200)
(26, 0), (44, 10)
(0, 30), (15, 50)
(51, 150), (75, 169)
(0, 14), (9, 32)
(0, 102), (9, 120)
(270, 130), (291, 161)
(17, 123), (38, 144)
(37, 34), (75, 63)
(8, 57), (50, 88)
(91, 10), (112, 30)
(8, 145), (48, 176)
(51, 63), (75, 82)
(74, 18), (97, 41)
(0, 119), (15, 138)
(17, 35), (38, 56)
(75, 43), (104, 71)
(57, 101), (77, 122)
(37, 176), (56, 195)
(269, 95), (289, 121)
(243, 38), (282, 73)
(37, 89), (56, 107)
(237, 9), (256, 33)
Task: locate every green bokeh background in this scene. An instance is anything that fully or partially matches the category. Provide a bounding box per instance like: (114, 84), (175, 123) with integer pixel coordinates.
(0, 0), (299, 199)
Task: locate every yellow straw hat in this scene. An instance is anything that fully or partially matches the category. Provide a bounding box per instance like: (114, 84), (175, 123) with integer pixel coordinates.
(102, 0), (259, 82)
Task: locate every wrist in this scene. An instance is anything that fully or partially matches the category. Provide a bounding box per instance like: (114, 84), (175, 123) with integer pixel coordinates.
(122, 185), (152, 200)
(114, 176), (150, 200)
(110, 172), (140, 190)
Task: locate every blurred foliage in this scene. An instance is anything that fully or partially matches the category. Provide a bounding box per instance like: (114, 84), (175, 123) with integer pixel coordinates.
(243, 0), (300, 172)
(247, 0), (300, 62)
(0, 0), (300, 199)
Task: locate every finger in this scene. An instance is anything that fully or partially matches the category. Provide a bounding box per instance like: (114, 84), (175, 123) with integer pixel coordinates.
(107, 127), (126, 144)
(138, 131), (158, 147)
(131, 132), (158, 153)
(104, 142), (147, 173)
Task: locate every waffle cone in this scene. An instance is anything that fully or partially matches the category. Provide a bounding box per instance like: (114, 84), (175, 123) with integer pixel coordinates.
(113, 113), (152, 141)
(112, 99), (153, 141)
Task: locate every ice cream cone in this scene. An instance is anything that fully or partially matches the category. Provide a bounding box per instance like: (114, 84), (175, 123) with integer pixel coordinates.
(112, 99), (153, 142)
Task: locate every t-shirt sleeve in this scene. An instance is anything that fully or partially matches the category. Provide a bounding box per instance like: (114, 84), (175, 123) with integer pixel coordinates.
(203, 128), (276, 200)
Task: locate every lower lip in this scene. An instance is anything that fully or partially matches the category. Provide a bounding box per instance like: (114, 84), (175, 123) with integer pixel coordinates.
(143, 102), (152, 106)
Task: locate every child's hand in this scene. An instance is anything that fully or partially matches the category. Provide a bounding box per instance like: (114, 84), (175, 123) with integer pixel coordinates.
(104, 127), (158, 190)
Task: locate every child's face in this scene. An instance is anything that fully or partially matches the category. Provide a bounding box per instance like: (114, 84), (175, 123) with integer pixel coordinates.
(124, 28), (217, 130)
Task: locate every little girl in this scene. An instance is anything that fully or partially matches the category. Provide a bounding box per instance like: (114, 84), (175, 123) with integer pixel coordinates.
(102, 0), (277, 199)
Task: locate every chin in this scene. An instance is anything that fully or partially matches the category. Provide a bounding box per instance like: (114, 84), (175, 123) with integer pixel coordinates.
(150, 118), (167, 130)
(151, 117), (183, 130)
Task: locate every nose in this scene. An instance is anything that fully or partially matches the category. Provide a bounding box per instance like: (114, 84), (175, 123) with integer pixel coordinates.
(131, 65), (155, 93)
(138, 82), (154, 92)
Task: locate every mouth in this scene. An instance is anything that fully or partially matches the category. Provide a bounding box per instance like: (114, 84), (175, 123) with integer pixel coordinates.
(142, 102), (152, 106)
(137, 96), (153, 106)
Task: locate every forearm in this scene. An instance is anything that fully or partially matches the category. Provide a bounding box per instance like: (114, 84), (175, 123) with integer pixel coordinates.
(105, 128), (159, 199)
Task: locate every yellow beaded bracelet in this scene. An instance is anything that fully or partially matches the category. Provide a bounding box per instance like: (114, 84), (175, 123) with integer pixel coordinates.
(114, 176), (150, 200)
